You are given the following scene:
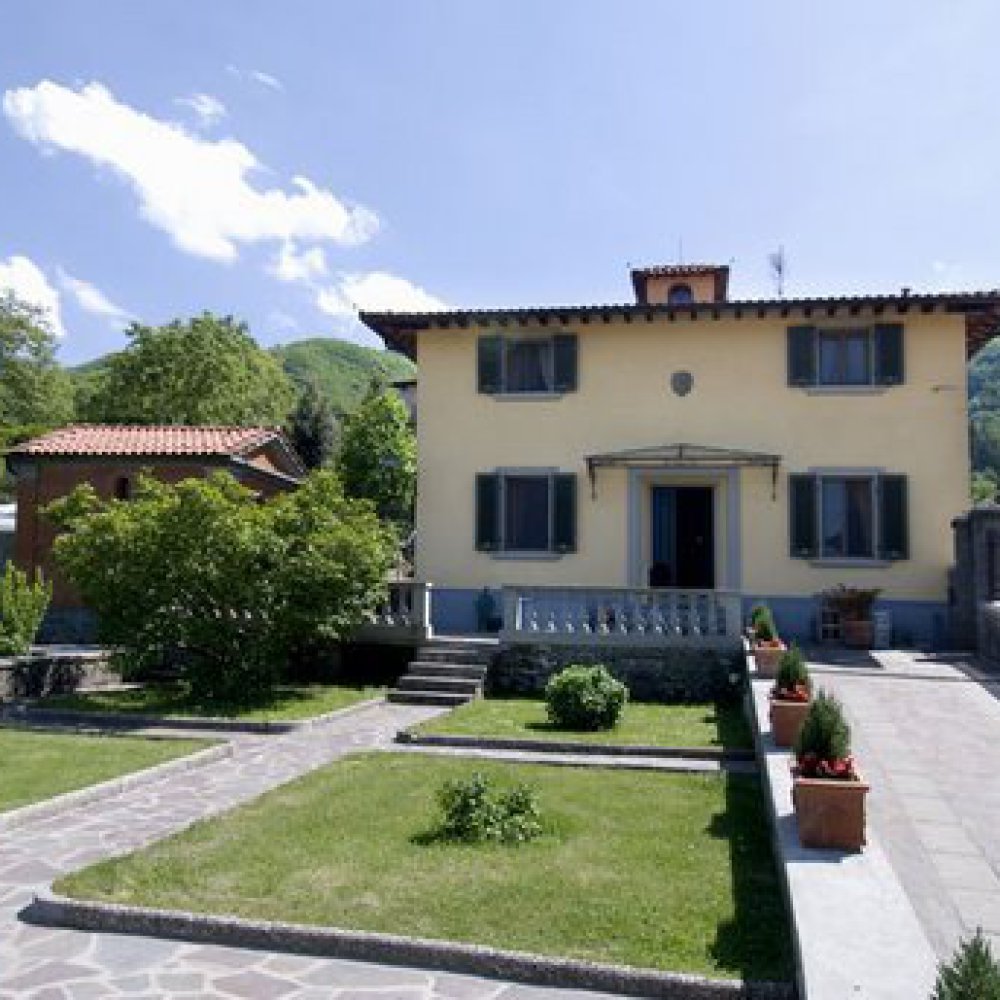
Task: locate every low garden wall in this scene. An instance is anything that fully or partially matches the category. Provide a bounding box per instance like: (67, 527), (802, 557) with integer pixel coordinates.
(0, 648), (116, 700)
(491, 643), (744, 702)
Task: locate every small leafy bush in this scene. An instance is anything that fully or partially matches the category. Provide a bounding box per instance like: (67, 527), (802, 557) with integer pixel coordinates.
(932, 928), (1000, 999)
(545, 664), (627, 731)
(749, 604), (773, 629)
(436, 772), (542, 845)
(0, 564), (51, 656)
(794, 690), (856, 779)
(773, 645), (812, 701)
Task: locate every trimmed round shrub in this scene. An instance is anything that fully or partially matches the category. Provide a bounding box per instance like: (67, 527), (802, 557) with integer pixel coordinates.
(545, 664), (627, 731)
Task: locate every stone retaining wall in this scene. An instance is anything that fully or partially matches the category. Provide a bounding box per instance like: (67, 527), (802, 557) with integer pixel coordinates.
(490, 643), (744, 702)
(0, 648), (115, 700)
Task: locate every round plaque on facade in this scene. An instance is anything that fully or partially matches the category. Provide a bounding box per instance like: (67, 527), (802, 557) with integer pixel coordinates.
(671, 371), (694, 397)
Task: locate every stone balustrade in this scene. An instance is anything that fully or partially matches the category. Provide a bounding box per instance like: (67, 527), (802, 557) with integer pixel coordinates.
(500, 585), (742, 647)
(355, 580), (434, 644)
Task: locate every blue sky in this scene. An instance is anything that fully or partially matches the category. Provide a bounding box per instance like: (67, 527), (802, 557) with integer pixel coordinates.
(1, 1), (998, 364)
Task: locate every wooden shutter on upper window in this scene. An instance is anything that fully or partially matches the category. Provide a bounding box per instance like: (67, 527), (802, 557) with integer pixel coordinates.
(874, 324), (904, 385)
(552, 334), (578, 393)
(475, 473), (500, 551)
(477, 335), (503, 394)
(878, 474), (908, 560)
(787, 326), (817, 386)
(789, 474), (818, 558)
(552, 473), (577, 552)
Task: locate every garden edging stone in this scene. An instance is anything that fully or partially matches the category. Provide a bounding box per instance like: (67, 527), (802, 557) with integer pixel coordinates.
(395, 729), (755, 761)
(0, 741), (232, 832)
(0, 695), (385, 736)
(25, 891), (794, 1000)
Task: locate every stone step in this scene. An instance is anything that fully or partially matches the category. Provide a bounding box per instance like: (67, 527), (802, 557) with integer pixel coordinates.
(387, 689), (473, 707)
(396, 675), (483, 695)
(414, 648), (495, 665)
(405, 661), (488, 679)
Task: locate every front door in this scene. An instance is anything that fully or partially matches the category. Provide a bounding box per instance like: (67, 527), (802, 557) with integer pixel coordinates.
(649, 486), (714, 589)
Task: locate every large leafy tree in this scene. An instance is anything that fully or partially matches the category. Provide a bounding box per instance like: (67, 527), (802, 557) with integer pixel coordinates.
(47, 470), (395, 702)
(286, 379), (339, 470)
(79, 312), (295, 426)
(336, 384), (416, 528)
(0, 292), (73, 427)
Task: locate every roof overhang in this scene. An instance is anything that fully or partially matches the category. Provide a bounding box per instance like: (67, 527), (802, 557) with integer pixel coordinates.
(584, 443), (781, 499)
(360, 290), (1000, 362)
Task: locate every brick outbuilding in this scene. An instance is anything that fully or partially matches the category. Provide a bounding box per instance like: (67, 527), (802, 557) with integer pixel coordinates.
(5, 424), (305, 641)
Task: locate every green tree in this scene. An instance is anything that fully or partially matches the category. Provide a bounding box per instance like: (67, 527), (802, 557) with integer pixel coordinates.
(0, 292), (74, 427)
(932, 929), (1000, 999)
(79, 313), (295, 426)
(336, 385), (416, 528)
(47, 470), (394, 702)
(286, 380), (339, 470)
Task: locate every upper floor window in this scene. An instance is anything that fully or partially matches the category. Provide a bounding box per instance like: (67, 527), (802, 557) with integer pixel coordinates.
(787, 323), (904, 388)
(667, 283), (694, 305)
(477, 333), (578, 396)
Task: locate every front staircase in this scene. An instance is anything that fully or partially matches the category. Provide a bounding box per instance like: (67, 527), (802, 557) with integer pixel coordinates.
(388, 636), (498, 706)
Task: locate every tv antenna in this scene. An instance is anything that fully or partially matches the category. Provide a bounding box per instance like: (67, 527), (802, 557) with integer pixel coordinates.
(768, 245), (787, 298)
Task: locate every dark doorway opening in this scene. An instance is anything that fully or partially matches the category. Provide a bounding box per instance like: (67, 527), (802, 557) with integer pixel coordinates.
(649, 486), (715, 589)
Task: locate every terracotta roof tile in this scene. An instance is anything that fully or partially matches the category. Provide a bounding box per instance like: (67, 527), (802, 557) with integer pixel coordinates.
(11, 425), (281, 458)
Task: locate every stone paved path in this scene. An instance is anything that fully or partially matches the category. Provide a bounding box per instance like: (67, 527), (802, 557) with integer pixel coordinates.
(810, 648), (1000, 960)
(0, 700), (624, 999)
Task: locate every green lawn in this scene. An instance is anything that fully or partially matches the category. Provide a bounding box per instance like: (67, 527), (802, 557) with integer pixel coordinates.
(413, 697), (752, 749)
(58, 753), (791, 981)
(0, 729), (211, 812)
(39, 682), (384, 722)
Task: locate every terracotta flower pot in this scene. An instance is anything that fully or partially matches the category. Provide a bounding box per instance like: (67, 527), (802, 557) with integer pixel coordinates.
(842, 618), (874, 649)
(753, 640), (786, 677)
(792, 774), (869, 851)
(769, 696), (811, 748)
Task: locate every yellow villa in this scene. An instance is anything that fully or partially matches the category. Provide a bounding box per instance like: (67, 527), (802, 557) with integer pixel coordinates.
(362, 264), (1000, 649)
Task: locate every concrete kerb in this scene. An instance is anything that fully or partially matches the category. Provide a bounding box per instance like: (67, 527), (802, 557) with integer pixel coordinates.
(24, 891), (794, 1000)
(395, 730), (756, 762)
(0, 740), (232, 833)
(744, 655), (938, 999)
(0, 695), (386, 736)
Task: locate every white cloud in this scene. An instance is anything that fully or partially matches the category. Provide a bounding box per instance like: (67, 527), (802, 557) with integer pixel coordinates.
(226, 65), (284, 91)
(317, 271), (447, 317)
(174, 92), (226, 129)
(3, 80), (378, 263)
(0, 254), (64, 336)
(270, 242), (328, 283)
(251, 70), (283, 91)
(57, 268), (134, 326)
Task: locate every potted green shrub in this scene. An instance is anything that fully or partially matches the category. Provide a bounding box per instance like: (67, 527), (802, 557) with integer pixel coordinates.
(792, 690), (868, 850)
(768, 645), (812, 748)
(822, 585), (880, 649)
(749, 605), (785, 677)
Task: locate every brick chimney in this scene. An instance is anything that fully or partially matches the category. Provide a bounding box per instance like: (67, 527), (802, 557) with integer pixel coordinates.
(630, 264), (730, 306)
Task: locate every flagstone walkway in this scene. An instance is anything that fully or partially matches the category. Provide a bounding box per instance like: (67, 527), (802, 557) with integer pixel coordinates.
(0, 700), (623, 999)
(811, 648), (1000, 961)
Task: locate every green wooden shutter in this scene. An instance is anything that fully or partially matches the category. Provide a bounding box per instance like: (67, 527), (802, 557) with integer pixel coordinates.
(789, 474), (818, 558)
(874, 324), (904, 385)
(787, 326), (817, 386)
(477, 335), (503, 393)
(552, 334), (578, 393)
(552, 473), (577, 552)
(879, 474), (908, 560)
(475, 473), (500, 551)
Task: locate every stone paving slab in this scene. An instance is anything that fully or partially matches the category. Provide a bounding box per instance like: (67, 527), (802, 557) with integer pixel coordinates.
(748, 677), (938, 999)
(814, 651), (1000, 960)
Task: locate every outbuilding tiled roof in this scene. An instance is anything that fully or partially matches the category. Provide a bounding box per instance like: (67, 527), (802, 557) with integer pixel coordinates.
(11, 425), (281, 458)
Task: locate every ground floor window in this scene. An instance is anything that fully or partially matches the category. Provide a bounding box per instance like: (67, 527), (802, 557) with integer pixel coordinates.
(790, 471), (908, 561)
(475, 470), (577, 555)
